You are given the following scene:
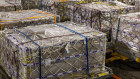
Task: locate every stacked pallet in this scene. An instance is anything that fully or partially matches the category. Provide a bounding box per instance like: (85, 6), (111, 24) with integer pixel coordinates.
(112, 12), (140, 60)
(0, 22), (110, 79)
(70, 1), (135, 41)
(0, 0), (21, 12)
(13, 0), (82, 21)
(21, 0), (42, 10)
(45, 0), (82, 21)
(0, 9), (60, 30)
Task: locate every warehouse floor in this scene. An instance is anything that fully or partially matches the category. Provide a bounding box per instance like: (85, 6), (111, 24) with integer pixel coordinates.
(0, 59), (140, 79)
(106, 60), (140, 79)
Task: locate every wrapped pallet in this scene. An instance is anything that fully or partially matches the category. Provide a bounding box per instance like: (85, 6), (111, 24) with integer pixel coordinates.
(112, 12), (140, 60)
(70, 1), (135, 42)
(0, 22), (111, 79)
(21, 0), (42, 10)
(45, 0), (82, 21)
(21, 0), (57, 9)
(0, 9), (60, 30)
(0, 0), (21, 12)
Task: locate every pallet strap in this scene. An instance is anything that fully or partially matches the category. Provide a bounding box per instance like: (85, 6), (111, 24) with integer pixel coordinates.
(16, 30), (42, 79)
(55, 24), (90, 76)
(115, 18), (121, 42)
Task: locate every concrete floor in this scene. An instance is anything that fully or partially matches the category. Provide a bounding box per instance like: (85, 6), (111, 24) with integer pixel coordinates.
(106, 60), (140, 79)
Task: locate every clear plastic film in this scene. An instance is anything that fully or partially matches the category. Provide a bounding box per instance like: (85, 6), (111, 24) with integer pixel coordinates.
(0, 22), (107, 79)
(112, 12), (140, 59)
(0, 9), (60, 30)
(43, 0), (84, 21)
(0, 0), (21, 12)
(70, 1), (135, 42)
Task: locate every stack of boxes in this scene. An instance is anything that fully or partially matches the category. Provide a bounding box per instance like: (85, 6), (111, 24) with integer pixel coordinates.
(0, 0), (139, 79)
(0, 22), (109, 79)
(0, 10), (60, 29)
(70, 1), (135, 42)
(113, 12), (140, 59)
(44, 0), (82, 21)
